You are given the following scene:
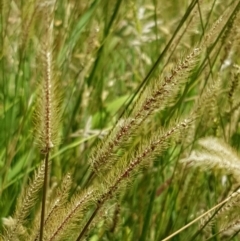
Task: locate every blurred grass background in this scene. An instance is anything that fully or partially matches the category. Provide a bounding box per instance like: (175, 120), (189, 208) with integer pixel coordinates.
(1, 0), (240, 240)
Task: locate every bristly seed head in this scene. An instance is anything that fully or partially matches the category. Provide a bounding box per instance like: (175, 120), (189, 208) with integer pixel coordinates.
(33, 2), (61, 154)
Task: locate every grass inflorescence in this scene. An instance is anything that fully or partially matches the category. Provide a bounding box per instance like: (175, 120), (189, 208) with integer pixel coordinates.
(1, 0), (240, 240)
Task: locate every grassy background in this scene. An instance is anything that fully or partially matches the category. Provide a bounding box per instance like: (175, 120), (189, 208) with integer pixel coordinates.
(1, 0), (240, 240)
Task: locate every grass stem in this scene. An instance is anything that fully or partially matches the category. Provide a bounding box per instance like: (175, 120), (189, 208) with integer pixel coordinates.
(39, 151), (50, 241)
(161, 197), (231, 241)
(76, 206), (100, 241)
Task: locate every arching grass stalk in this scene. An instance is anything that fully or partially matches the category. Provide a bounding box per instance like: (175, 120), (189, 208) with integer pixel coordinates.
(162, 189), (240, 241)
(77, 117), (195, 240)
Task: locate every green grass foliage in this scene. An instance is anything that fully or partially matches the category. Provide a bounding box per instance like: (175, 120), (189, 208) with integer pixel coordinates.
(1, 0), (240, 240)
